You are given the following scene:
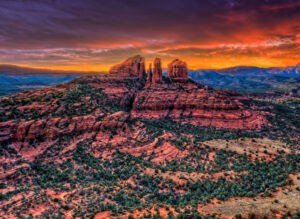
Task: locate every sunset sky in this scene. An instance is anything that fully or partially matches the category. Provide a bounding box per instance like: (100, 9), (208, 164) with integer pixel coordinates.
(0, 0), (300, 71)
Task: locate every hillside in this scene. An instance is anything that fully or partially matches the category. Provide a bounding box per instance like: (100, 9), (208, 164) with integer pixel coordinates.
(0, 56), (299, 218)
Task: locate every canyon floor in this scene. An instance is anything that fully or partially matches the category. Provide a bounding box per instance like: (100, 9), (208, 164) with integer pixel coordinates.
(0, 75), (299, 218)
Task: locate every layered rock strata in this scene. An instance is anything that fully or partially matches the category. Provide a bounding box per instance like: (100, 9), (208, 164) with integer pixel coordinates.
(109, 55), (145, 77)
(131, 81), (267, 130)
(152, 58), (163, 83)
(147, 63), (153, 84)
(168, 59), (188, 81)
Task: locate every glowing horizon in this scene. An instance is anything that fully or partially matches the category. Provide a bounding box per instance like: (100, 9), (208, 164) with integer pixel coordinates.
(1, 55), (299, 73)
(0, 0), (299, 72)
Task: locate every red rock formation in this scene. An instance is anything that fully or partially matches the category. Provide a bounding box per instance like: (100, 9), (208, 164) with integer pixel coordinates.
(168, 59), (188, 80)
(131, 81), (268, 130)
(0, 57), (285, 219)
(0, 75), (142, 152)
(120, 138), (188, 164)
(0, 57), (269, 162)
(147, 63), (153, 84)
(152, 58), (162, 83)
(147, 58), (162, 84)
(0, 71), (268, 150)
(0, 111), (129, 148)
(109, 55), (145, 77)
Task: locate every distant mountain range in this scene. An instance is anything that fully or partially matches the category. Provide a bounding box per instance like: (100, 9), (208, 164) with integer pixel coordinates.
(0, 73), (80, 96)
(212, 64), (300, 76)
(189, 64), (300, 94)
(0, 65), (91, 96)
(1, 64), (300, 96)
(0, 64), (99, 75)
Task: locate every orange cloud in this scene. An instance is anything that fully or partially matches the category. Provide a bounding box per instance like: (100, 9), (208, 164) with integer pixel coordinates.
(0, 0), (299, 71)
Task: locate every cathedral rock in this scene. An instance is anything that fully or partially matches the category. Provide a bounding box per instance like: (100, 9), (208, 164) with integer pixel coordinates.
(0, 54), (269, 155)
(147, 58), (162, 84)
(147, 63), (153, 84)
(152, 58), (162, 83)
(109, 55), (145, 77)
(106, 55), (267, 130)
(168, 59), (188, 80)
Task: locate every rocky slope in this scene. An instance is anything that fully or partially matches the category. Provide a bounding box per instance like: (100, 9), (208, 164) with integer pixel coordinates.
(0, 56), (299, 218)
(0, 56), (267, 146)
(133, 81), (267, 130)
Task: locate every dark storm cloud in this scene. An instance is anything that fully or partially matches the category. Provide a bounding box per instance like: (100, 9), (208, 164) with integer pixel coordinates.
(0, 0), (297, 48)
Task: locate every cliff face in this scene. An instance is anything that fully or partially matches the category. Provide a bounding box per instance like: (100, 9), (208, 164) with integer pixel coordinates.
(146, 58), (162, 84)
(147, 63), (153, 84)
(168, 59), (188, 80)
(131, 81), (267, 130)
(109, 55), (145, 77)
(152, 58), (163, 83)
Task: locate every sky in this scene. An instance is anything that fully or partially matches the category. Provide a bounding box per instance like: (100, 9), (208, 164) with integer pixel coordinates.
(0, 0), (300, 71)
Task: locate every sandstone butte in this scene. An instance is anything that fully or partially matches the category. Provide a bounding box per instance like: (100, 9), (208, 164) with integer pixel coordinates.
(0, 55), (268, 156)
(109, 55), (267, 130)
(109, 55), (145, 78)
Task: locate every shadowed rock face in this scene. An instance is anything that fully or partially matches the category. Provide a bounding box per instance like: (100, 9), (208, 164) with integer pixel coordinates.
(168, 59), (188, 80)
(109, 55), (145, 77)
(152, 58), (162, 83)
(147, 58), (162, 84)
(147, 63), (153, 84)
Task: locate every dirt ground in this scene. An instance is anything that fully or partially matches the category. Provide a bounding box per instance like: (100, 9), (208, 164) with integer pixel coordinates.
(112, 173), (300, 219)
(202, 137), (295, 161)
(198, 173), (300, 218)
